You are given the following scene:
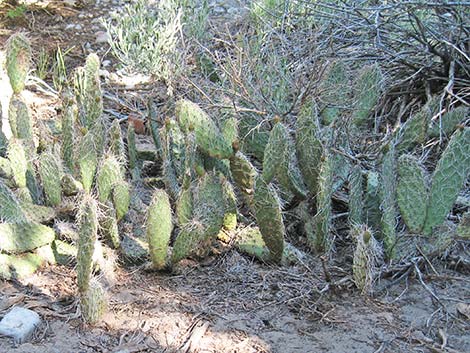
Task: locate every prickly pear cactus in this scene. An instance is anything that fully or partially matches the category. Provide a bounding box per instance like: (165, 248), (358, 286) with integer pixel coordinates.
(176, 188), (193, 225)
(78, 132), (98, 193)
(175, 99), (232, 159)
(380, 144), (397, 258)
(61, 174), (83, 196)
(319, 60), (349, 125)
(352, 225), (382, 295)
(395, 101), (432, 153)
(171, 221), (205, 264)
(83, 53), (103, 128)
(109, 119), (125, 161)
(349, 165), (364, 225)
(365, 171), (381, 231)
(102, 204), (120, 248)
(263, 120), (287, 183)
(61, 91), (77, 171)
(38, 150), (63, 207)
(80, 277), (107, 324)
(221, 177), (237, 230)
(311, 154), (334, 253)
(253, 176), (285, 263)
(396, 154), (428, 233)
(423, 128), (470, 235)
(7, 139), (27, 189)
(112, 180), (130, 221)
(352, 64), (382, 127)
(96, 154), (123, 203)
(457, 211), (470, 238)
(0, 222), (55, 254)
(8, 95), (32, 139)
(296, 102), (323, 195)
(77, 195), (98, 293)
(6, 33), (31, 94)
(229, 152), (257, 200)
(146, 189), (173, 270)
(221, 114), (238, 148)
(428, 106), (468, 138)
(0, 180), (26, 222)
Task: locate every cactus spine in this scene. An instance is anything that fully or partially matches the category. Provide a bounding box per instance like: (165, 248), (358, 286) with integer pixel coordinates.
(6, 33), (31, 94)
(76, 195), (98, 293)
(423, 128), (470, 235)
(146, 189), (173, 269)
(396, 154), (428, 233)
(38, 150), (63, 207)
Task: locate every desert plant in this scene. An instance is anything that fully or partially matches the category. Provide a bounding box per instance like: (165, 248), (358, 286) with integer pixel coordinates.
(6, 32), (31, 94)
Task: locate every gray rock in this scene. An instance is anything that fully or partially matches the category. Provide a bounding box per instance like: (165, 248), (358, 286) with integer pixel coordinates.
(0, 307), (41, 343)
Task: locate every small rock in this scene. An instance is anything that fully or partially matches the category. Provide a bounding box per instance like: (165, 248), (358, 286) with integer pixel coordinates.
(95, 31), (110, 44)
(65, 24), (75, 30)
(0, 307), (41, 343)
(75, 24), (83, 31)
(102, 60), (111, 67)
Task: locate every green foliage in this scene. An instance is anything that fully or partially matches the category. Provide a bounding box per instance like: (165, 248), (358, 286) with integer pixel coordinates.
(171, 221), (205, 264)
(104, 0), (182, 93)
(221, 177), (237, 230)
(428, 106), (468, 138)
(0, 253), (44, 280)
(77, 195), (98, 293)
(396, 155), (428, 233)
(176, 188), (193, 225)
(6, 5), (27, 20)
(6, 33), (31, 94)
(0, 221), (54, 254)
(423, 128), (470, 235)
(61, 91), (77, 171)
(61, 174), (83, 196)
(229, 151), (257, 202)
(238, 113), (269, 161)
(102, 205), (120, 249)
(109, 119), (125, 162)
(253, 176), (285, 263)
(146, 189), (173, 270)
(38, 150), (63, 207)
(175, 99), (232, 159)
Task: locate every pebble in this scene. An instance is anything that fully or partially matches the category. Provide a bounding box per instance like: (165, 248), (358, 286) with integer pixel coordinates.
(0, 307), (41, 344)
(95, 31), (110, 44)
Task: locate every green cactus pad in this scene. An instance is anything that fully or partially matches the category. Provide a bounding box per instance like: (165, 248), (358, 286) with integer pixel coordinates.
(0, 222), (55, 254)
(319, 61), (349, 125)
(61, 92), (77, 171)
(0, 253), (44, 280)
(7, 139), (27, 189)
(109, 119), (125, 161)
(311, 154), (334, 253)
(380, 144), (397, 258)
(171, 221), (205, 264)
(102, 204), (120, 249)
(112, 180), (130, 221)
(352, 64), (382, 127)
(146, 189), (173, 270)
(6, 33), (32, 94)
(423, 128), (470, 235)
(80, 278), (107, 324)
(238, 112), (269, 161)
(0, 180), (26, 222)
(428, 106), (468, 138)
(222, 177), (237, 230)
(229, 151), (257, 200)
(38, 150), (63, 207)
(82, 53), (103, 128)
(61, 174), (83, 196)
(457, 211), (470, 238)
(176, 188), (193, 225)
(78, 132), (98, 193)
(96, 154), (123, 203)
(253, 176), (285, 263)
(296, 102), (323, 195)
(77, 195), (98, 293)
(349, 165), (364, 225)
(396, 154), (428, 233)
(8, 95), (32, 139)
(175, 99), (232, 159)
